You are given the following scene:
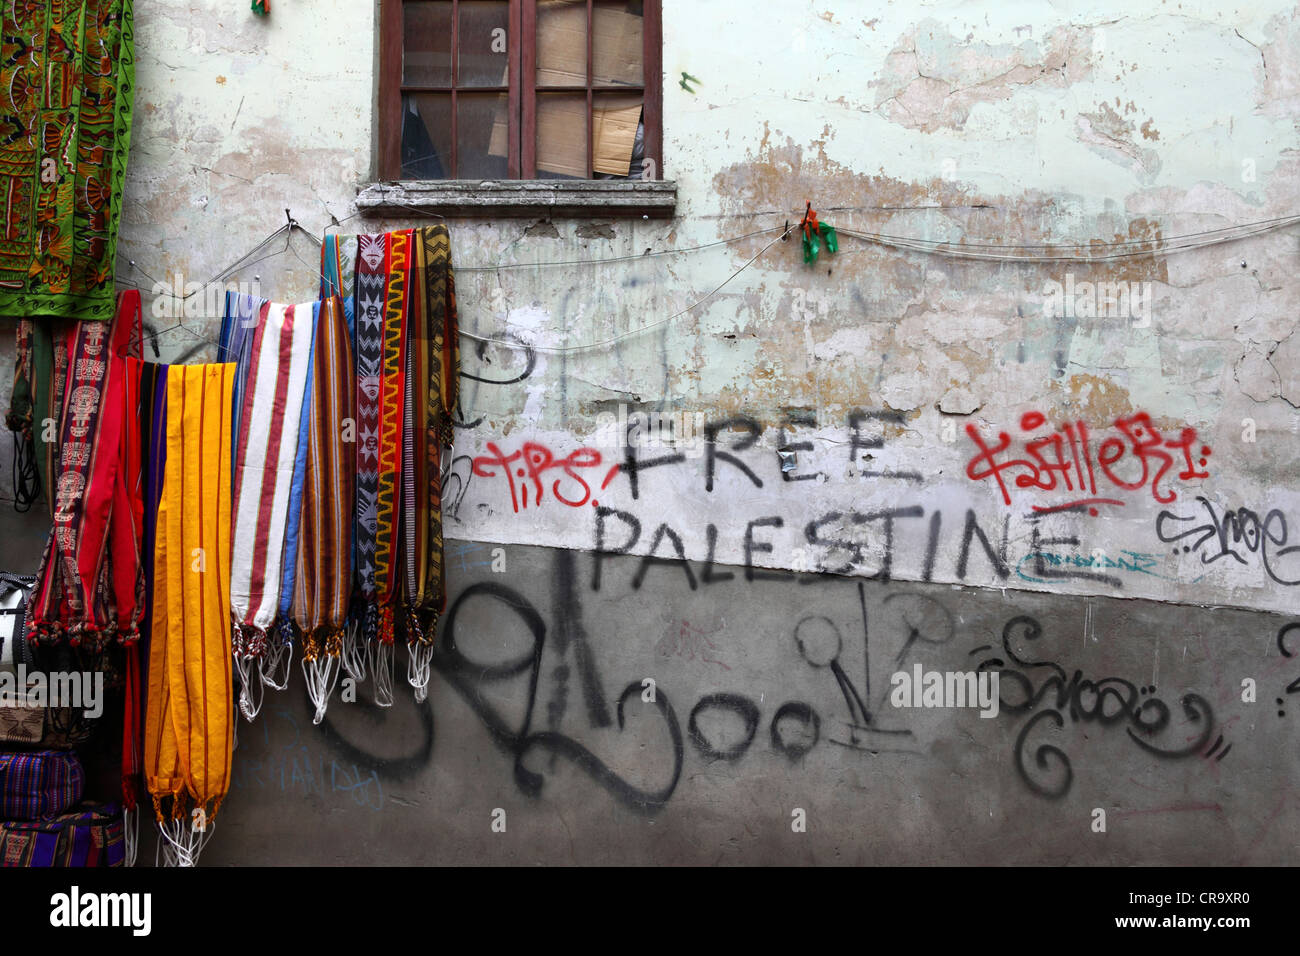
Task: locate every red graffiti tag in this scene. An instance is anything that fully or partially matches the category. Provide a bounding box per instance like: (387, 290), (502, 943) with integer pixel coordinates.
(965, 411), (1210, 511)
(472, 441), (621, 512)
(655, 620), (731, 671)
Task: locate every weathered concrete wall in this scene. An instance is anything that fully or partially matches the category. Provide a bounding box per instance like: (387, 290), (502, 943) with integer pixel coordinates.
(203, 538), (1297, 865)
(0, 0), (1297, 863)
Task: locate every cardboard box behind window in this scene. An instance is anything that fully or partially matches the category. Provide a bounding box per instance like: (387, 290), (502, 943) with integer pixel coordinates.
(488, 4), (643, 176)
(536, 3), (643, 87)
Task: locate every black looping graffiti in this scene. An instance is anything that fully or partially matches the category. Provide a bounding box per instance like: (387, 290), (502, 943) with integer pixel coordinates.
(514, 682), (684, 810)
(770, 701), (821, 760)
(687, 693), (761, 761)
(315, 693), (435, 782)
(433, 580), (684, 812)
(462, 332), (538, 385)
(980, 613), (1223, 800)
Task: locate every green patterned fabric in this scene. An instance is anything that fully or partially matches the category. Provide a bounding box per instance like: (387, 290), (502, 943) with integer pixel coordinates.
(0, 0), (135, 322)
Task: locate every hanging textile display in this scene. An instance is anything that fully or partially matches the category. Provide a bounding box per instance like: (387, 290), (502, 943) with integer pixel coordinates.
(293, 295), (355, 723)
(228, 299), (312, 720)
(27, 290), (145, 650)
(403, 224), (460, 700)
(323, 225), (461, 705)
(0, 0), (137, 323)
(145, 361), (235, 868)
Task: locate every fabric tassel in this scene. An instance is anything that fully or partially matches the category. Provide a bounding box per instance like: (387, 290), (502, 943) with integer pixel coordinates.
(302, 628), (342, 725)
(123, 804), (138, 868)
(341, 606), (369, 681)
(234, 624), (264, 721)
(153, 795), (221, 868)
(259, 617), (295, 691)
(373, 638), (395, 708)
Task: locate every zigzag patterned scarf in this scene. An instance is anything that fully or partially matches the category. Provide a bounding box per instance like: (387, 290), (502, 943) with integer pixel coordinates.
(371, 229), (410, 706)
(228, 299), (313, 719)
(294, 295), (355, 723)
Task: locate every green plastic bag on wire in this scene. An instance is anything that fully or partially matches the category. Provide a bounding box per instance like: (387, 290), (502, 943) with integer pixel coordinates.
(803, 225), (838, 264)
(798, 203), (838, 264)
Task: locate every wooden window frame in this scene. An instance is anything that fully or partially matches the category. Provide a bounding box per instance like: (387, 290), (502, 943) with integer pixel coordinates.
(379, 0), (663, 183)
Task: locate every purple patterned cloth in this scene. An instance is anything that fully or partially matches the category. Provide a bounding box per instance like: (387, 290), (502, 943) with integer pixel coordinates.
(0, 749), (83, 820)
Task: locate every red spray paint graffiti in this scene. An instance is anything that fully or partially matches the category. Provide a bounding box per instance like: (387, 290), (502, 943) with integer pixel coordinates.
(965, 411), (1211, 512)
(472, 441), (621, 512)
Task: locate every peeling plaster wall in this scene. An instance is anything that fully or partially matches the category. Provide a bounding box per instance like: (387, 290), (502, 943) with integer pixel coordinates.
(9, 0), (1288, 613)
(0, 1), (1297, 864)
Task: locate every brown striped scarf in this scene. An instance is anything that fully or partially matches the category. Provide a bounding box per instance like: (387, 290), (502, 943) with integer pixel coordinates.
(294, 295), (356, 723)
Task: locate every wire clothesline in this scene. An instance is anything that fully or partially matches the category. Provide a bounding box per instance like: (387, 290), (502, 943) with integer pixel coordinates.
(115, 207), (1300, 353)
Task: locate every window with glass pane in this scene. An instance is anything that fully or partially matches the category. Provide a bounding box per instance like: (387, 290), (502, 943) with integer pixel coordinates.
(385, 0), (661, 181)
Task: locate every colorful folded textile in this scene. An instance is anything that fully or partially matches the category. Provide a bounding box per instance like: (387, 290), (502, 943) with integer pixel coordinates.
(0, 802), (125, 867)
(0, 748), (84, 820)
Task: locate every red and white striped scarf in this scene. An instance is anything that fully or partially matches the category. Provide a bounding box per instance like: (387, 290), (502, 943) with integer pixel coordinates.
(229, 299), (313, 720)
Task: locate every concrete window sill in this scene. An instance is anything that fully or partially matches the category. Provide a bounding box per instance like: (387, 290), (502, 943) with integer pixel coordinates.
(355, 180), (677, 219)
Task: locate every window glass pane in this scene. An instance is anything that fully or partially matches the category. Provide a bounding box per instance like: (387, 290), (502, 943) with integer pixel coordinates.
(403, 1), (453, 87)
(592, 2), (642, 87)
(536, 0), (587, 88)
(459, 92), (510, 178)
(401, 93), (452, 179)
(536, 93), (589, 178)
(592, 93), (642, 176)
(459, 1), (510, 87)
